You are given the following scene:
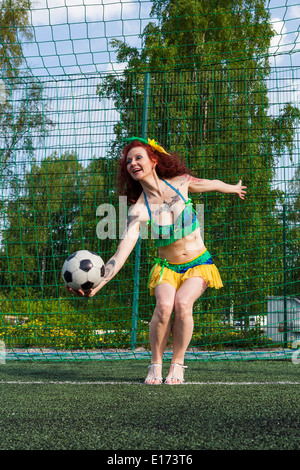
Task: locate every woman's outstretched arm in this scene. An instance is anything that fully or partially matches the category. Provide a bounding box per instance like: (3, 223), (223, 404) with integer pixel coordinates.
(66, 206), (142, 297)
(187, 175), (247, 199)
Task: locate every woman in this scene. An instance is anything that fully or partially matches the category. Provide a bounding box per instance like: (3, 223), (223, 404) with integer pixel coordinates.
(67, 137), (247, 384)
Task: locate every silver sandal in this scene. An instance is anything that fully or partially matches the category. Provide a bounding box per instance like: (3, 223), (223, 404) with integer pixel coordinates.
(164, 363), (187, 384)
(144, 363), (163, 385)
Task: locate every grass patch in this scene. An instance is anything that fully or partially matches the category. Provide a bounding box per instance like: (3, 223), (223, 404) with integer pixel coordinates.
(0, 360), (300, 450)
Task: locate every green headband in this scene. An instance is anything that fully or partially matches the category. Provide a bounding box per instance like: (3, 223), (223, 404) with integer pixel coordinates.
(123, 136), (148, 146)
(123, 137), (170, 155)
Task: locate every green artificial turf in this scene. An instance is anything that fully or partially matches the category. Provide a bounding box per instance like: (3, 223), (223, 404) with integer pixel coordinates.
(0, 360), (299, 450)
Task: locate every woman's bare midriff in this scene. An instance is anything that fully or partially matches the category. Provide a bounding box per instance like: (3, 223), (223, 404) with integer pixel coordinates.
(158, 228), (206, 264)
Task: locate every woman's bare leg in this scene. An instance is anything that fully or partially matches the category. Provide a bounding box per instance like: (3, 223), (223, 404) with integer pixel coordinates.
(166, 277), (207, 384)
(145, 283), (176, 384)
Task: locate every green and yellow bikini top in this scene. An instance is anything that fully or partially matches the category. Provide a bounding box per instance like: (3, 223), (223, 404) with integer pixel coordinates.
(143, 179), (200, 247)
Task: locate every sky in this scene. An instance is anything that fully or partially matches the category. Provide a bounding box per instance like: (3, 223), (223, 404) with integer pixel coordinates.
(24, 0), (153, 75)
(8, 0), (300, 188)
(20, 0), (300, 76)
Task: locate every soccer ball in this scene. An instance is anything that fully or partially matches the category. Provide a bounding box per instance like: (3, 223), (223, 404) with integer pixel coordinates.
(62, 250), (105, 292)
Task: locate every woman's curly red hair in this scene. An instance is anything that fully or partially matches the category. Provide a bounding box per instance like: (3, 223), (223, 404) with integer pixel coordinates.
(118, 140), (192, 204)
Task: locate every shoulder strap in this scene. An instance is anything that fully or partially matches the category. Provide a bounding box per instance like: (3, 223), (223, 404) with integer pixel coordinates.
(161, 179), (187, 202)
(143, 191), (151, 219)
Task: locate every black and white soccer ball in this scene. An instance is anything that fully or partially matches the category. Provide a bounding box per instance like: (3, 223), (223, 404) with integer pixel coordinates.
(62, 250), (105, 292)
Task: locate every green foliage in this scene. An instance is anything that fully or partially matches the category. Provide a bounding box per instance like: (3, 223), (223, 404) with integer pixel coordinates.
(285, 165), (300, 296)
(0, 78), (53, 179)
(148, 0), (273, 69)
(0, 0), (53, 180)
(1, 152), (84, 297)
(191, 326), (269, 350)
(0, 0), (33, 78)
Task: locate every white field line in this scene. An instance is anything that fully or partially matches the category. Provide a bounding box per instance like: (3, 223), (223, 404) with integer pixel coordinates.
(0, 380), (300, 386)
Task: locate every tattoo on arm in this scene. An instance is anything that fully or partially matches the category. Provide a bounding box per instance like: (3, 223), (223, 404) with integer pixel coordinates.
(178, 175), (188, 186)
(104, 259), (116, 279)
(126, 214), (139, 229)
(188, 175), (203, 183)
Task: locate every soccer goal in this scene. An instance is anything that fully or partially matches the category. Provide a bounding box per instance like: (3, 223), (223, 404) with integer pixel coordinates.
(0, 0), (299, 362)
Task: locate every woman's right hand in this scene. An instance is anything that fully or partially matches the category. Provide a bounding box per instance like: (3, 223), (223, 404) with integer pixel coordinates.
(66, 283), (103, 298)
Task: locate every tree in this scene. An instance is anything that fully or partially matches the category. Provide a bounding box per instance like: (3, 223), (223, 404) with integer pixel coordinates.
(0, 0), (32, 78)
(0, 151), (126, 300)
(284, 165), (300, 297)
(96, 0), (300, 320)
(0, 0), (52, 180)
(1, 152), (85, 298)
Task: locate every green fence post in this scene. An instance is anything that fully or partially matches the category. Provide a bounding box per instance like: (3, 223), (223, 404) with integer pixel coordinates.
(131, 71), (150, 350)
(283, 202), (288, 348)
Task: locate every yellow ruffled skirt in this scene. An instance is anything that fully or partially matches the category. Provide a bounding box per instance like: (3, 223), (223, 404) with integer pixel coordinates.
(148, 251), (223, 296)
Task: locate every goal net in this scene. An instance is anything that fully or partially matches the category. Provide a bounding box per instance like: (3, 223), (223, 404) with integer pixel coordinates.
(0, 0), (299, 361)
